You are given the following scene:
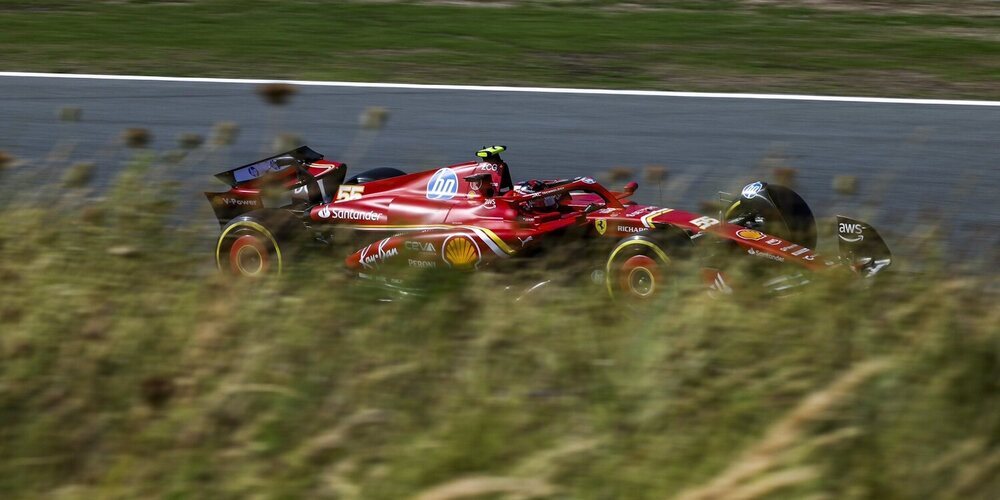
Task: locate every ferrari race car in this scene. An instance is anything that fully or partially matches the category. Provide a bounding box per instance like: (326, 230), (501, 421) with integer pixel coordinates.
(205, 145), (892, 300)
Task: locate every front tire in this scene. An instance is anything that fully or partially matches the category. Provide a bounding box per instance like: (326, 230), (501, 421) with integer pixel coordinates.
(605, 232), (686, 301)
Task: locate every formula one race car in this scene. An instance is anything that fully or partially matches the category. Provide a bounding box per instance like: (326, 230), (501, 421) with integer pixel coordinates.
(205, 145), (892, 300)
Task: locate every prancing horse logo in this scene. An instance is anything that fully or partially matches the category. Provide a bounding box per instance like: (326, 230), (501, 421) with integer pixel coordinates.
(595, 219), (607, 235)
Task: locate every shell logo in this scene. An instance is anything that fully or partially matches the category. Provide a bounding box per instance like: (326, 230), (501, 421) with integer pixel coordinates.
(443, 235), (480, 268)
(736, 228), (767, 241)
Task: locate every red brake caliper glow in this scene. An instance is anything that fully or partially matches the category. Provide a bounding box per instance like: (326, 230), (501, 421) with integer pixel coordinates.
(229, 234), (269, 276)
(619, 254), (659, 297)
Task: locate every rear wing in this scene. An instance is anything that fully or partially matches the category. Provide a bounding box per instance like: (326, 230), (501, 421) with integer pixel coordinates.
(205, 146), (344, 226)
(836, 215), (892, 277)
(213, 146), (323, 187)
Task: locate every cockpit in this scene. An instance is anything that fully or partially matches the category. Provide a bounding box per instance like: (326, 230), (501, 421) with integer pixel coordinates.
(467, 145), (633, 218)
(473, 145), (515, 194)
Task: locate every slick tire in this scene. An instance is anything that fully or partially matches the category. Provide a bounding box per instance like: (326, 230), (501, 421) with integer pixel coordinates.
(215, 209), (304, 277)
(605, 230), (688, 302)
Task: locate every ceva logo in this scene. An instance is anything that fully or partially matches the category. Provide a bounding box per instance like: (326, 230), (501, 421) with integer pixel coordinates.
(427, 168), (459, 200)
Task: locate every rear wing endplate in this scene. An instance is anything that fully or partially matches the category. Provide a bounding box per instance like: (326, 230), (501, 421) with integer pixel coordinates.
(836, 215), (892, 277)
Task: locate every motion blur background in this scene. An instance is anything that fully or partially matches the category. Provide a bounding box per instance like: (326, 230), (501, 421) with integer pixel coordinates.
(0, 2), (997, 499)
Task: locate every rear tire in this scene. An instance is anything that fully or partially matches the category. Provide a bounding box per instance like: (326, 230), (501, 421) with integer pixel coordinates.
(215, 210), (304, 277)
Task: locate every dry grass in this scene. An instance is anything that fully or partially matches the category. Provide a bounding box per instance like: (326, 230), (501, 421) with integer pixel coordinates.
(675, 360), (891, 500)
(0, 153), (996, 498)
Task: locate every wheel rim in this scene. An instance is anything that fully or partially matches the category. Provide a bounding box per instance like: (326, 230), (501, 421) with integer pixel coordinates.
(229, 234), (270, 276)
(619, 254), (659, 299)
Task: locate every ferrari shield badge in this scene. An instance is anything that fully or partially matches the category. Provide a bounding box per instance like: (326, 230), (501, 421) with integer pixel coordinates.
(595, 219), (607, 235)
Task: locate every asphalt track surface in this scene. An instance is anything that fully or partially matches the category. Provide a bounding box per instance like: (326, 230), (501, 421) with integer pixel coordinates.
(1, 75), (998, 263)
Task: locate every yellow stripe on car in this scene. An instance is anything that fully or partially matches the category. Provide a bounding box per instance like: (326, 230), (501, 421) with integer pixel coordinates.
(337, 224), (516, 255)
(641, 208), (673, 228)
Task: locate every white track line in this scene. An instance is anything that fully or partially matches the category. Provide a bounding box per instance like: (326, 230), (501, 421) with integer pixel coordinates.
(2, 71), (999, 107)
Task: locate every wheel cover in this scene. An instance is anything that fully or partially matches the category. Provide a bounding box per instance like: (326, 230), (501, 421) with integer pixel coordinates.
(605, 239), (670, 300)
(216, 220), (283, 275)
(619, 254), (659, 299)
(229, 234), (270, 276)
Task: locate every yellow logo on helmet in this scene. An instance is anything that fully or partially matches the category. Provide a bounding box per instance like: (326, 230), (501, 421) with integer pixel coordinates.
(736, 228), (767, 241)
(595, 219), (607, 235)
(443, 235), (480, 268)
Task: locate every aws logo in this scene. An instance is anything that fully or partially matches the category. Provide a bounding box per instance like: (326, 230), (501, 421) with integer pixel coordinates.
(838, 222), (864, 243)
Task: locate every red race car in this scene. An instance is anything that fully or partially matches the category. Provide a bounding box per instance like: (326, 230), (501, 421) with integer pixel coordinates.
(205, 145), (891, 299)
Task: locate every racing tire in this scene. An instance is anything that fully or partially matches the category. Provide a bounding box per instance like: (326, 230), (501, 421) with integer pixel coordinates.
(605, 231), (688, 302)
(215, 210), (304, 277)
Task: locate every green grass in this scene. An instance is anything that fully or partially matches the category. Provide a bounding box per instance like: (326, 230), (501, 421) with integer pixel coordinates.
(0, 155), (997, 498)
(1, 1), (1000, 98)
